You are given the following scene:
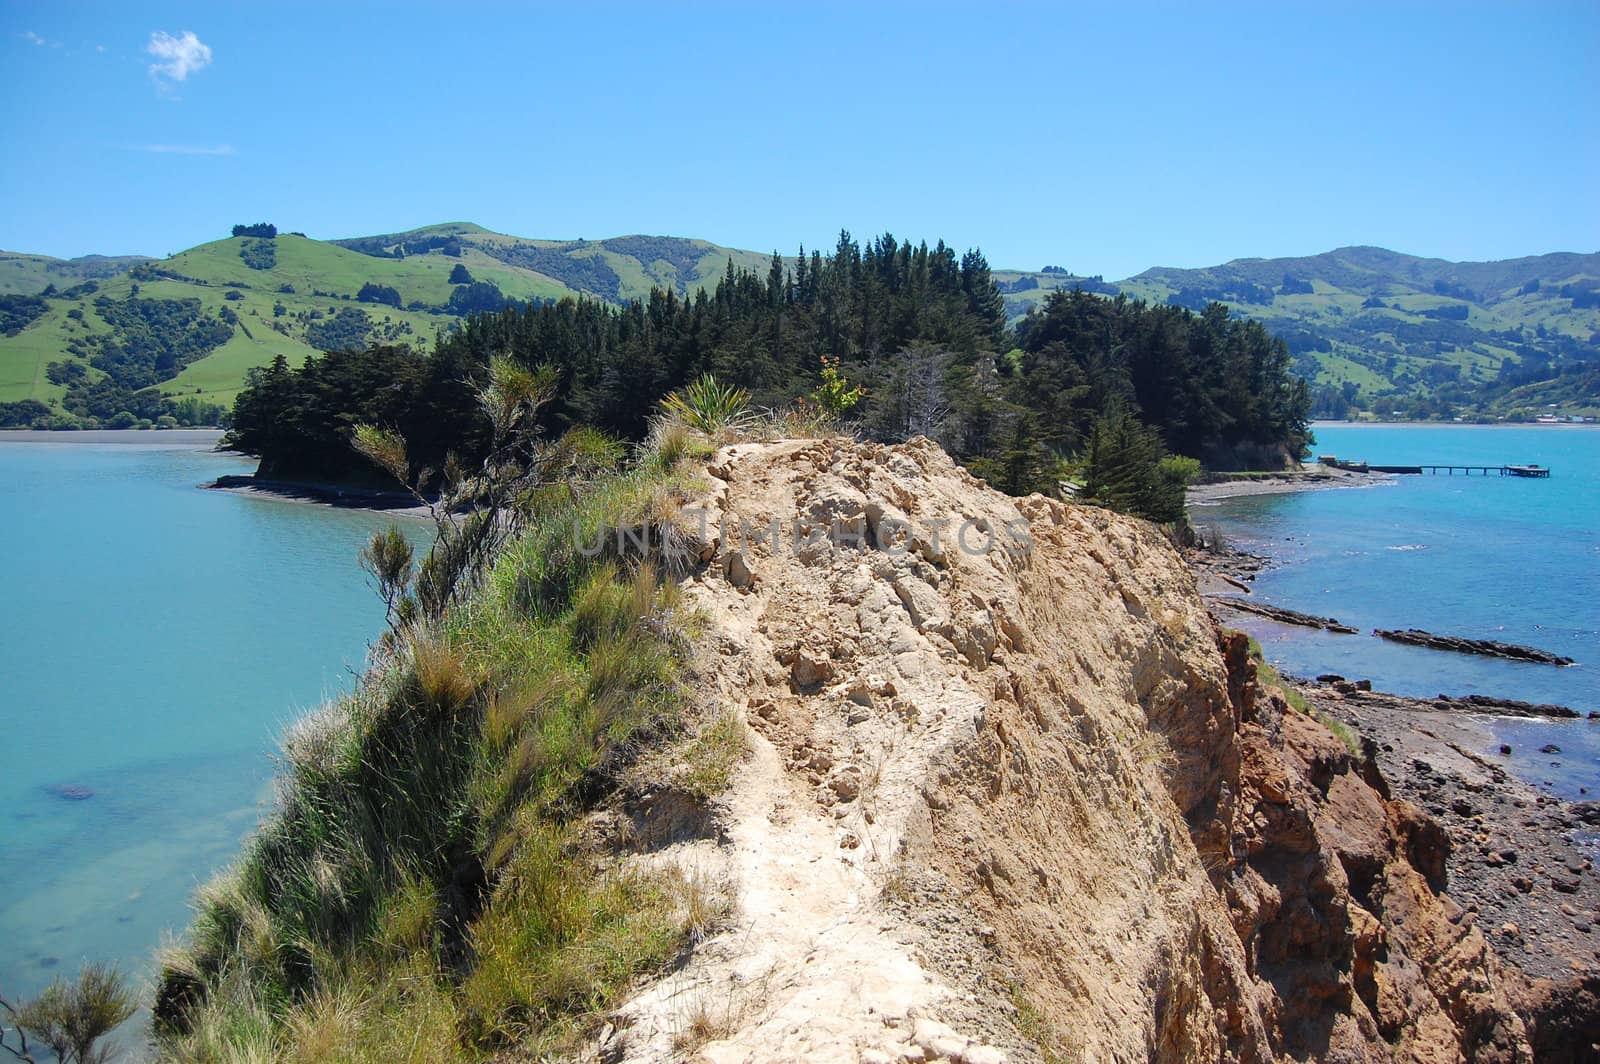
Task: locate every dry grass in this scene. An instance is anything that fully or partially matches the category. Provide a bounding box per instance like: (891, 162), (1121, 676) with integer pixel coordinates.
(1009, 982), (1080, 1064)
(678, 709), (747, 801)
(876, 860), (915, 907)
(752, 400), (843, 441)
(411, 635), (478, 713)
(666, 864), (735, 946)
(670, 985), (737, 1055)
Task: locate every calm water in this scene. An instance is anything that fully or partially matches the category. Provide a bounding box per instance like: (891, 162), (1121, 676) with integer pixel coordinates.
(0, 441), (414, 1003)
(1197, 424), (1600, 798)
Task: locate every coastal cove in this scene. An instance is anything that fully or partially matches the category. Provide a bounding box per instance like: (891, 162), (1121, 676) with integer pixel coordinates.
(0, 436), (421, 1005)
(1196, 423), (1600, 799)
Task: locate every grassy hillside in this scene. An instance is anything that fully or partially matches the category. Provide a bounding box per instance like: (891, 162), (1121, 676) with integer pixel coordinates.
(0, 225), (774, 422)
(1001, 247), (1600, 420)
(0, 251), (155, 296)
(7, 228), (1596, 426)
(329, 223), (774, 303)
(153, 423), (730, 1060)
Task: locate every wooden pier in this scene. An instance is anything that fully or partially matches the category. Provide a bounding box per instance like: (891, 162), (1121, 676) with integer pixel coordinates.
(1319, 457), (1550, 478)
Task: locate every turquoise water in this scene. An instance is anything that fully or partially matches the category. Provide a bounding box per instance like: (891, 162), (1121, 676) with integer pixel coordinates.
(0, 441), (415, 1004)
(1197, 424), (1600, 799)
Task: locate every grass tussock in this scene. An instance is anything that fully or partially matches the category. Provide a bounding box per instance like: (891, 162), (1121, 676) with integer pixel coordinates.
(1008, 981), (1078, 1064)
(752, 399), (844, 441)
(657, 374), (754, 437)
(155, 461), (725, 1062)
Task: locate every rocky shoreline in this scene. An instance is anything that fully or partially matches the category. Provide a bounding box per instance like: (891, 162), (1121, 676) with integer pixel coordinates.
(0, 428), (226, 446)
(1185, 517), (1599, 993)
(1191, 538), (1578, 668)
(1186, 463), (1393, 504)
(1295, 678), (1599, 983)
(1211, 595), (1360, 633)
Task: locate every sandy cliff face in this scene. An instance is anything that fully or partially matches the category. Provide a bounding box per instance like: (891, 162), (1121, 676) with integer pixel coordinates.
(605, 437), (1535, 1062)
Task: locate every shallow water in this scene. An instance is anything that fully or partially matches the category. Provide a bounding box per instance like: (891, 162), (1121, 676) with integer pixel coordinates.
(0, 441), (417, 1001)
(1198, 424), (1600, 799)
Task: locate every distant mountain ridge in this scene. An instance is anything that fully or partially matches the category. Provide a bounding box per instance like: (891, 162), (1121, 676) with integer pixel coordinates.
(999, 246), (1600, 419)
(2, 226), (1596, 424)
(324, 223), (773, 304)
(1135, 245), (1600, 295)
(0, 251), (158, 296)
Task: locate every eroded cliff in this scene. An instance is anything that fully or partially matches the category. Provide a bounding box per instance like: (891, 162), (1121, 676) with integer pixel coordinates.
(604, 437), (1539, 1062)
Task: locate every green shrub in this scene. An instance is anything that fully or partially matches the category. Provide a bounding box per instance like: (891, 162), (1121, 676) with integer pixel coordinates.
(658, 374), (752, 435)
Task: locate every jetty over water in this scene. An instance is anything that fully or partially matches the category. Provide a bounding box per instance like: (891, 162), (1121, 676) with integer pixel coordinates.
(1318, 456), (1550, 478)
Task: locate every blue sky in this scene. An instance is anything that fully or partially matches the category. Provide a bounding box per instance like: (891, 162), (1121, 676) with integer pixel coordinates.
(1, 1), (1596, 278)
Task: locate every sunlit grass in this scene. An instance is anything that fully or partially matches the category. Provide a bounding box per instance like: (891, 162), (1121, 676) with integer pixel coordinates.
(155, 459), (721, 1060)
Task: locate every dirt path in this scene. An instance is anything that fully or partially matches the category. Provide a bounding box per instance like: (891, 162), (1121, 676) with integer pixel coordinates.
(613, 439), (1015, 1063)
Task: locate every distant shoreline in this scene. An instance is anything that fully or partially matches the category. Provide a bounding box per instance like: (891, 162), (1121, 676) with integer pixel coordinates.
(0, 429), (227, 446)
(208, 474), (433, 518)
(1187, 464), (1392, 504)
(1311, 420), (1599, 430)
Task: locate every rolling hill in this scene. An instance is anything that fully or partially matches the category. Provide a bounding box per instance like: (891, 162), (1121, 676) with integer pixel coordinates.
(0, 251), (156, 296)
(0, 225), (773, 422)
(2, 226), (1595, 427)
(1000, 248), (1600, 419)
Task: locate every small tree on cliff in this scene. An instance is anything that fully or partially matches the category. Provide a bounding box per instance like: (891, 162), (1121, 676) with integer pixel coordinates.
(353, 357), (623, 631)
(1, 963), (137, 1064)
(810, 355), (863, 419)
(359, 523), (414, 636)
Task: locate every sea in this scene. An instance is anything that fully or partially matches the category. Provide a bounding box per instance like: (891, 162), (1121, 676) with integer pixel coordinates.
(1194, 423), (1599, 800)
(0, 437), (418, 1008)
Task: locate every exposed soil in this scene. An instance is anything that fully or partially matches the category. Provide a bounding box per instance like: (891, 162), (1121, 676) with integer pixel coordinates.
(600, 438), (1569, 1062)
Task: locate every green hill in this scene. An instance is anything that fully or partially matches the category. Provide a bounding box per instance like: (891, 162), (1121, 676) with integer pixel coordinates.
(0, 225), (774, 425)
(328, 223), (774, 304)
(5, 228), (1596, 428)
(1001, 247), (1600, 420)
(0, 251), (156, 296)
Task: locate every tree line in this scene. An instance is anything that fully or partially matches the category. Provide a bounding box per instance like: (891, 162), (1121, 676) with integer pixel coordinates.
(227, 231), (1311, 515)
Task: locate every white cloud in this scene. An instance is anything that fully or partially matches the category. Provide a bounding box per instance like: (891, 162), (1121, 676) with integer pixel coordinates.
(146, 30), (211, 84)
(96, 44), (106, 54)
(21, 30), (48, 46)
(139, 143), (236, 156)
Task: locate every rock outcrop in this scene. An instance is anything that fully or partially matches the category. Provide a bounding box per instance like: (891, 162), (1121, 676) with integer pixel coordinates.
(1211, 597), (1360, 634)
(606, 438), (1547, 1062)
(1372, 629), (1576, 667)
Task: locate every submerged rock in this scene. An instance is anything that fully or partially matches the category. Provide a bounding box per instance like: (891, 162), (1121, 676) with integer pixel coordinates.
(46, 783), (94, 801)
